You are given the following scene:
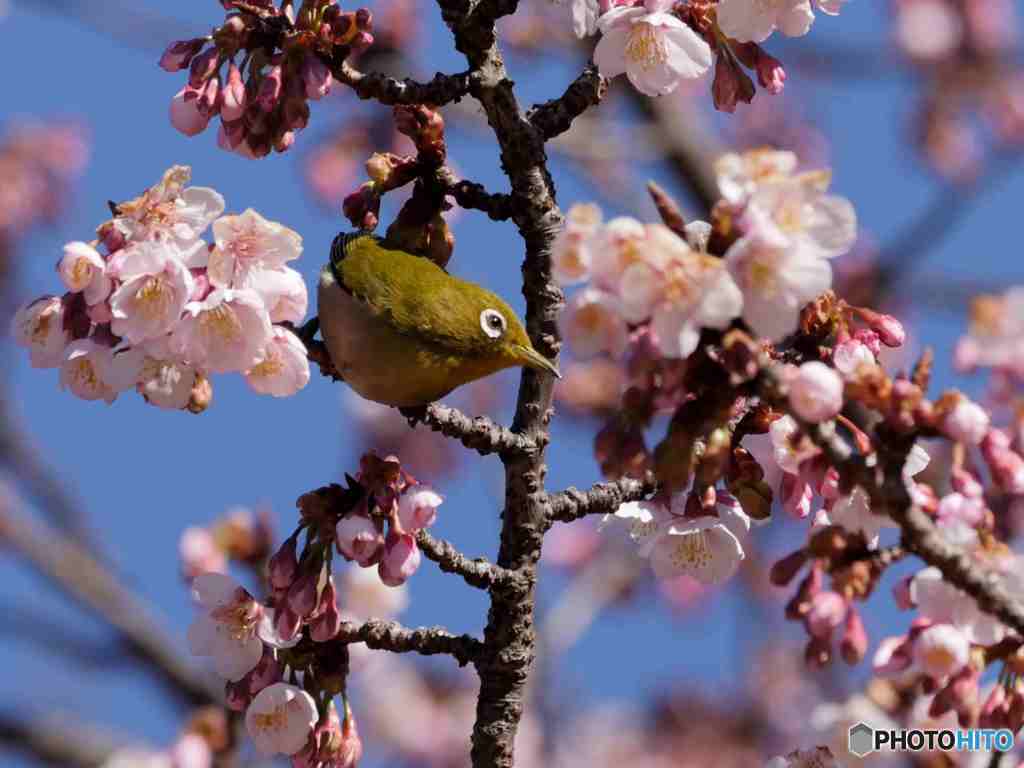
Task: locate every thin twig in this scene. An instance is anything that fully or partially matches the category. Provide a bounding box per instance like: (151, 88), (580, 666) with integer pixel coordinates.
(547, 474), (657, 525)
(399, 402), (536, 457)
(436, 167), (516, 221)
(528, 64), (608, 141)
(416, 529), (520, 591)
(330, 58), (472, 106)
(337, 619), (483, 666)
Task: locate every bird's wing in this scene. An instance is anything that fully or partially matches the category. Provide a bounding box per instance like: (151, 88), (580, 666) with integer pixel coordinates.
(333, 233), (481, 354)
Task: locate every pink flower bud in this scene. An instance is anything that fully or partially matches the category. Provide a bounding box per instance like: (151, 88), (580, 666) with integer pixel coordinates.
(805, 590), (847, 639)
(755, 50), (786, 95)
(269, 537), (299, 590)
(981, 430), (1024, 494)
(951, 465), (984, 498)
(188, 47), (220, 88)
(258, 65), (283, 111)
(378, 531), (421, 587)
(179, 526), (227, 581)
(893, 575), (915, 610)
(275, 130), (296, 153)
(336, 514), (385, 566)
(225, 678), (251, 711)
(840, 606), (868, 665)
(275, 604), (301, 642)
(310, 578), (342, 642)
(221, 63), (247, 122)
(159, 39), (206, 72)
(397, 485), (443, 531)
(852, 328), (882, 356)
(832, 339), (874, 379)
(943, 399), (990, 445)
(170, 87), (212, 137)
(858, 308), (906, 347)
(980, 684), (1009, 729)
(788, 362), (844, 424)
(287, 571), (319, 618)
(302, 54), (332, 100)
(196, 75), (221, 118)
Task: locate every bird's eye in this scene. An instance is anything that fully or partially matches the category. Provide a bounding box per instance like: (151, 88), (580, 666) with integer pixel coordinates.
(480, 309), (506, 339)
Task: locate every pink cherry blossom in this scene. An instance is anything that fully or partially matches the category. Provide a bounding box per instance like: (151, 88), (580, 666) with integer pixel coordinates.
(187, 572), (265, 681)
(831, 338), (874, 378)
(172, 288), (272, 373)
(379, 531), (422, 587)
(552, 203), (602, 285)
(208, 209), (303, 289)
(715, 149), (798, 206)
(590, 216), (647, 289)
(559, 287), (629, 360)
(936, 492), (986, 527)
(788, 361), (843, 423)
(245, 327), (310, 397)
(301, 54), (332, 100)
(398, 485), (443, 531)
(170, 87), (212, 137)
(11, 295), (68, 369)
(109, 241), (194, 344)
(593, 0), (712, 97)
(770, 414), (822, 473)
(59, 339), (124, 403)
(179, 526), (227, 580)
(336, 514), (386, 567)
(914, 624), (970, 679)
(246, 266), (308, 324)
(717, 0), (816, 44)
(245, 683), (318, 756)
(571, 0), (601, 38)
(942, 398), (990, 445)
(136, 353), (197, 410)
(725, 232), (832, 340)
(57, 241), (105, 294)
(805, 591), (847, 639)
(911, 566), (1007, 645)
(114, 166), (224, 253)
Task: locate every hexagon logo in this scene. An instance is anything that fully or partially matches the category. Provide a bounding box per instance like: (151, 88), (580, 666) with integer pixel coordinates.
(848, 721), (875, 757)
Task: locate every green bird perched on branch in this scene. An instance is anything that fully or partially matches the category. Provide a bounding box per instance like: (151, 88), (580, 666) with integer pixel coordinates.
(317, 233), (560, 407)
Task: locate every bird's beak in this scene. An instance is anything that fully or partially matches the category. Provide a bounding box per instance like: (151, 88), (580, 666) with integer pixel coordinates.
(514, 345), (561, 379)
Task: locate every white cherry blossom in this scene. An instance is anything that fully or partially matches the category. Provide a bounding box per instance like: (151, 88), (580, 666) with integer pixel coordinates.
(245, 683), (318, 756)
(208, 209), (302, 289)
(187, 572), (264, 681)
(11, 295), (68, 369)
(244, 327), (310, 397)
(172, 288), (272, 373)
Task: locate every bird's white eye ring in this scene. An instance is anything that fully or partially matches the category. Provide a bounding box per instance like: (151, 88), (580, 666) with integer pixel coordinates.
(480, 309), (506, 339)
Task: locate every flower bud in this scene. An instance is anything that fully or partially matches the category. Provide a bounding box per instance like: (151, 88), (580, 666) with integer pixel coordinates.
(805, 590), (847, 639)
(788, 361), (844, 424)
(221, 63), (247, 122)
(287, 571), (319, 618)
(942, 398), (990, 445)
(336, 513), (385, 567)
(268, 537), (299, 590)
(170, 87), (212, 137)
(712, 53), (755, 114)
(310, 577), (342, 642)
(274, 604), (301, 642)
(840, 607), (868, 665)
(160, 39), (207, 72)
(398, 485), (442, 532)
(188, 47), (220, 87)
(378, 531), (421, 587)
(258, 65), (283, 112)
(755, 50), (786, 95)
(302, 54), (332, 100)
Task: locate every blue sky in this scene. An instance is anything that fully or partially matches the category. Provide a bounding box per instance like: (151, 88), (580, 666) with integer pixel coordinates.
(2, 0), (1024, 765)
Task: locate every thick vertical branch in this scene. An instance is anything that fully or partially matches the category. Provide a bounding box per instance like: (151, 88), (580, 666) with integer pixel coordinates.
(434, 3), (566, 766)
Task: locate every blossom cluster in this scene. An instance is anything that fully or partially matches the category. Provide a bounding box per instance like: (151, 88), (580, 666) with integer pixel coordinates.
(605, 488), (754, 585)
(11, 166), (310, 411)
(182, 453), (438, 760)
(161, 0), (372, 157)
(575, 0), (845, 107)
(554, 149), (857, 364)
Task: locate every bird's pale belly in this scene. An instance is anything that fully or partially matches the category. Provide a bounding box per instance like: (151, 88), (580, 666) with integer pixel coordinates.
(318, 267), (460, 407)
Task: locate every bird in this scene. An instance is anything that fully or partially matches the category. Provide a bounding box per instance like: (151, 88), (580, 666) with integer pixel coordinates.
(317, 232), (560, 407)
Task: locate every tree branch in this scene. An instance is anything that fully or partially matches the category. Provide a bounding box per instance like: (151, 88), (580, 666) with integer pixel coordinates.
(0, 713), (118, 768)
(528, 64), (607, 141)
(399, 402), (536, 457)
(337, 619), (483, 666)
(547, 474), (657, 525)
(0, 500), (220, 707)
(329, 58), (472, 106)
(416, 529), (521, 591)
(436, 167), (516, 221)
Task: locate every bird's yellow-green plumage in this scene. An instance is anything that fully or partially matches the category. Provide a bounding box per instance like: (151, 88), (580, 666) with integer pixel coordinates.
(317, 233), (559, 407)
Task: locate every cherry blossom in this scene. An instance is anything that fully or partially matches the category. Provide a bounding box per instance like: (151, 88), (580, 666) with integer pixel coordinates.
(717, 0), (816, 44)
(560, 288), (629, 360)
(113, 166), (224, 253)
(914, 623), (971, 679)
(788, 362), (843, 423)
(247, 266), (308, 324)
(379, 531), (422, 587)
(244, 327), (310, 397)
(59, 339), (125, 403)
(551, 203), (602, 285)
(172, 288), (272, 374)
(715, 149), (798, 206)
(725, 230), (832, 340)
(207, 209), (303, 289)
(109, 241), (194, 344)
(593, 0), (712, 97)
(245, 683), (319, 756)
(179, 526), (228, 581)
(11, 295), (68, 369)
(336, 514), (386, 567)
(910, 566), (1011, 645)
(398, 485), (443, 531)
(942, 397), (990, 445)
(57, 241), (106, 295)
(187, 572), (264, 681)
